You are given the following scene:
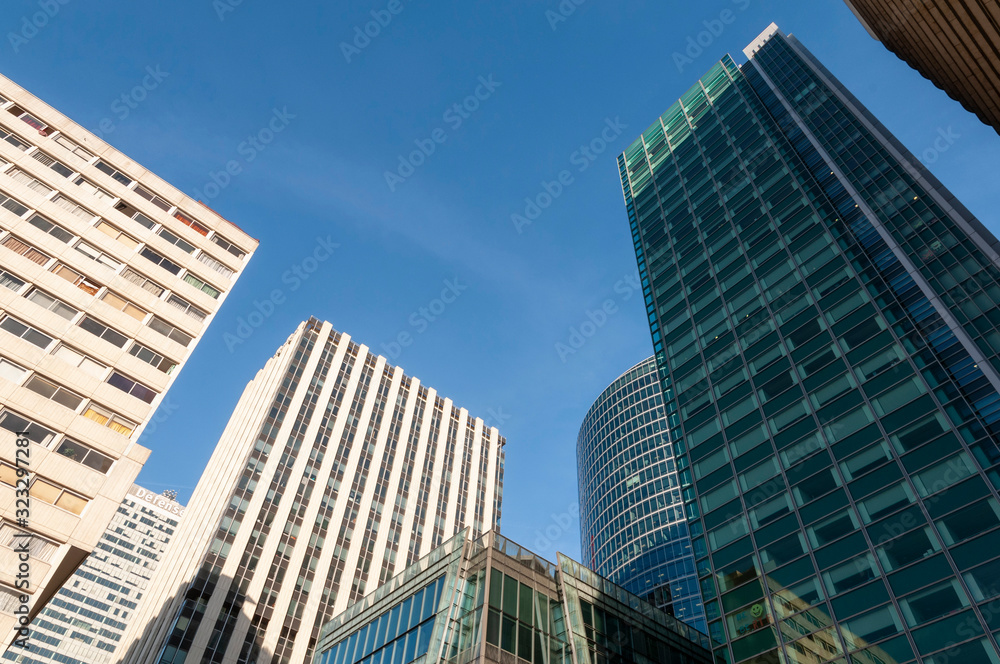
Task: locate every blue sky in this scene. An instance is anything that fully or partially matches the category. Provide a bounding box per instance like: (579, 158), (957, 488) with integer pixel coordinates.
(4, 0), (998, 561)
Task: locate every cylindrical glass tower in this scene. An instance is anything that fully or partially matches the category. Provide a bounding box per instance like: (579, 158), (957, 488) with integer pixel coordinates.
(577, 356), (707, 633)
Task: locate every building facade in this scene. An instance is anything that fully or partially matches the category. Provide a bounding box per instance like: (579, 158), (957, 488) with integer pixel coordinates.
(620, 23), (1000, 664)
(116, 318), (506, 664)
(0, 73), (257, 645)
(2, 484), (184, 664)
(843, 0), (1000, 135)
(577, 356), (706, 632)
(314, 529), (716, 664)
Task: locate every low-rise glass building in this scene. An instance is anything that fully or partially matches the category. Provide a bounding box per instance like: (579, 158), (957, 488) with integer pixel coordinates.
(314, 530), (718, 664)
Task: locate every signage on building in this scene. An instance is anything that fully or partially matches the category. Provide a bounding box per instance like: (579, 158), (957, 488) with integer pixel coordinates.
(732, 603), (770, 637)
(129, 485), (186, 517)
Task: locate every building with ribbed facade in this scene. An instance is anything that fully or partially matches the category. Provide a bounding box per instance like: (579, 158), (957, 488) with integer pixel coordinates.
(2, 485), (184, 664)
(116, 318), (506, 664)
(577, 356), (706, 633)
(620, 23), (1000, 664)
(0, 73), (257, 646)
(843, 0), (1000, 134)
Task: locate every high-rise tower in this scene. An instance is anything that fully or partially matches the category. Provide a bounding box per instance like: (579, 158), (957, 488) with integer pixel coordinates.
(0, 73), (257, 645)
(117, 318), (505, 664)
(621, 23), (1000, 664)
(577, 357), (706, 633)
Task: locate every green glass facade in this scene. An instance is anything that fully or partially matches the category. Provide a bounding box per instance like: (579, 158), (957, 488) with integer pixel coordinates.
(620, 24), (1000, 664)
(314, 530), (717, 664)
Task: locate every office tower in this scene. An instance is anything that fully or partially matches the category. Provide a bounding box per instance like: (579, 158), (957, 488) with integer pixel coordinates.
(314, 529), (716, 664)
(117, 318), (506, 664)
(577, 356), (706, 632)
(620, 23), (1000, 664)
(0, 73), (257, 644)
(2, 485), (184, 664)
(843, 0), (1000, 134)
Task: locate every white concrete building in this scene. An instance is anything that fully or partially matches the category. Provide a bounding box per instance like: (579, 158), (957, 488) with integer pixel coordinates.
(0, 72), (258, 645)
(117, 319), (505, 664)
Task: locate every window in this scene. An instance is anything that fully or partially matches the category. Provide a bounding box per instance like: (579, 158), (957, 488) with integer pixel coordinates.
(25, 288), (78, 320)
(53, 134), (95, 161)
(77, 316), (128, 348)
(9, 169), (53, 196)
(0, 462), (17, 487)
(75, 242), (122, 270)
(132, 184), (171, 211)
(82, 404), (136, 436)
(113, 201), (157, 229)
(24, 375), (83, 409)
(197, 252), (234, 279)
(94, 161), (133, 186)
(0, 523), (58, 562)
(0, 126), (29, 151)
(0, 235), (48, 265)
(55, 439), (114, 473)
(128, 342), (176, 373)
(51, 345), (106, 378)
(140, 247), (181, 275)
(0, 359), (26, 384)
(166, 294), (207, 324)
(148, 316), (193, 346)
(0, 192), (29, 217)
(100, 291), (146, 321)
(858, 482), (915, 523)
(119, 267), (165, 296)
(174, 210), (209, 236)
(0, 269), (25, 292)
(0, 410), (55, 445)
(51, 194), (96, 221)
(211, 233), (246, 259)
(0, 315), (53, 349)
(107, 372), (157, 404)
(27, 214), (74, 243)
(912, 454), (976, 497)
(30, 479), (87, 514)
(7, 106), (49, 133)
(157, 228), (195, 253)
(94, 221), (139, 249)
(30, 150), (73, 178)
(183, 272), (221, 299)
(74, 176), (113, 202)
(51, 263), (101, 295)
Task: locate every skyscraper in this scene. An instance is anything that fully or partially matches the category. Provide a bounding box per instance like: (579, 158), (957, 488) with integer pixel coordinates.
(577, 356), (706, 632)
(117, 318), (506, 664)
(620, 23), (1000, 664)
(2, 485), (184, 664)
(314, 529), (716, 664)
(843, 0), (1000, 135)
(0, 73), (257, 644)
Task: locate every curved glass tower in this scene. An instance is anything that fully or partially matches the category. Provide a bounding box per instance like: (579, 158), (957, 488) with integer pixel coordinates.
(577, 356), (707, 633)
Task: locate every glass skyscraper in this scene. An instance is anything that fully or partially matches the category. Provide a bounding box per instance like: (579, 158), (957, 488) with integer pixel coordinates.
(577, 356), (706, 632)
(620, 23), (1000, 664)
